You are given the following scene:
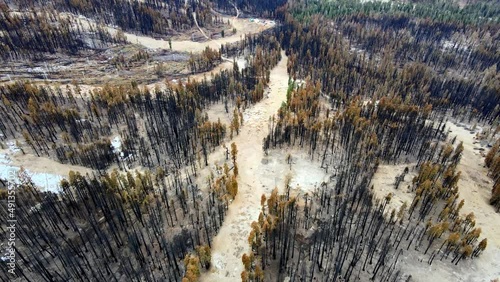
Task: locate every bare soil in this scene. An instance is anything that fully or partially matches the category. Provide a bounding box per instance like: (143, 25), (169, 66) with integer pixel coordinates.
(201, 52), (290, 281)
(199, 52), (324, 282)
(111, 16), (275, 53)
(371, 163), (417, 216)
(0, 11), (269, 87)
(371, 121), (500, 282)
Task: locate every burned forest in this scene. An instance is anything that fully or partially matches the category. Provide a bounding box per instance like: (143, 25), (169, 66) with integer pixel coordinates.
(0, 0), (499, 281)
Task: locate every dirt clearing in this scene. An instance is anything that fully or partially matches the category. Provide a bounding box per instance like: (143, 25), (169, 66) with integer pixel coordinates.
(0, 144), (92, 193)
(371, 121), (500, 281)
(110, 16), (275, 53)
(371, 163), (417, 216)
(200, 51), (325, 282)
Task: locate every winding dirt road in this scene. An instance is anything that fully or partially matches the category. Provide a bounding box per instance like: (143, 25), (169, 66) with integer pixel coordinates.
(372, 123), (500, 282)
(112, 16), (274, 53)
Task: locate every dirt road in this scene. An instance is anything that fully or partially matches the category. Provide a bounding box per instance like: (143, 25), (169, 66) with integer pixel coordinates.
(113, 16), (274, 53)
(371, 122), (500, 281)
(201, 51), (289, 282)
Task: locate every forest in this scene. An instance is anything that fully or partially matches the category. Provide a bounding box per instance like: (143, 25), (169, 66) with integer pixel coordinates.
(0, 0), (231, 61)
(0, 0), (499, 281)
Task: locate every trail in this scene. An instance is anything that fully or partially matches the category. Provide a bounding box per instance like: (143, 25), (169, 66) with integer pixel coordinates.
(372, 122), (500, 281)
(65, 10), (272, 54)
(201, 51), (289, 282)
(231, 1), (240, 18)
(193, 12), (211, 40)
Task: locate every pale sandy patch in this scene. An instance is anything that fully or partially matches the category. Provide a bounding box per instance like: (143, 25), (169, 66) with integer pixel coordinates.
(371, 121), (500, 281)
(201, 51), (291, 282)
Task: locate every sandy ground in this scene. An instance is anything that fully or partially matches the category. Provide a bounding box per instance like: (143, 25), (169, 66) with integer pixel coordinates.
(0, 143), (92, 193)
(443, 122), (500, 280)
(205, 102), (233, 125)
(1, 151), (92, 177)
(371, 163), (417, 216)
(63, 10), (274, 54)
(199, 51), (324, 282)
(201, 52), (290, 281)
(446, 122), (500, 245)
(193, 12), (211, 40)
(371, 122), (500, 281)
(146, 56), (246, 91)
(110, 16), (274, 54)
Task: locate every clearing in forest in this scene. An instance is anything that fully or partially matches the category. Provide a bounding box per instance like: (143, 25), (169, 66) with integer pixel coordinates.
(371, 121), (500, 281)
(202, 51), (291, 282)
